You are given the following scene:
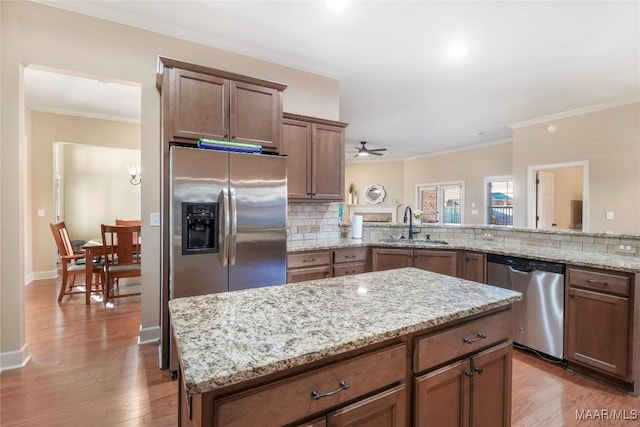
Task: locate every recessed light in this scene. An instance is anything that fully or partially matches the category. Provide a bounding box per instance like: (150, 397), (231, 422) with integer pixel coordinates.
(326, 0), (347, 11)
(446, 41), (469, 61)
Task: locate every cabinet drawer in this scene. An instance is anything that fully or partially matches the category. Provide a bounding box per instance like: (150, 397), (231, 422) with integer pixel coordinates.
(288, 251), (331, 269)
(334, 247), (366, 264)
(333, 263), (366, 277)
(414, 310), (512, 373)
(215, 344), (406, 427)
(287, 266), (332, 283)
(568, 268), (630, 296)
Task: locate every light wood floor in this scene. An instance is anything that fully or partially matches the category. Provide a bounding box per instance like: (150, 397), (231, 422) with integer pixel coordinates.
(2, 277), (639, 426)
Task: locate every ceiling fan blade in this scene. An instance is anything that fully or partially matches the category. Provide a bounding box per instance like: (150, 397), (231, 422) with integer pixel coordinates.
(353, 152), (360, 158)
(369, 151), (383, 156)
(368, 148), (387, 152)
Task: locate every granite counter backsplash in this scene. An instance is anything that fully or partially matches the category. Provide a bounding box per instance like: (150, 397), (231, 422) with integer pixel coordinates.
(169, 268), (521, 396)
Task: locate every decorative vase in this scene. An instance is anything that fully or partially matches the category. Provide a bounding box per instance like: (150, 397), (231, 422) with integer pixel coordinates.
(348, 193), (353, 205)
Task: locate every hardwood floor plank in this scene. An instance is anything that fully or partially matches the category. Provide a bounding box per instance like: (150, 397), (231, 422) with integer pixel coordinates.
(0, 277), (177, 426)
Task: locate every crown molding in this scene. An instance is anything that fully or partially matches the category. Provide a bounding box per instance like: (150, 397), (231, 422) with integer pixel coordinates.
(403, 138), (512, 162)
(508, 97), (639, 129)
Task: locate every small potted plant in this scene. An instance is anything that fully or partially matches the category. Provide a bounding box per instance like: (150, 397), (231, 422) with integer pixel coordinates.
(348, 183), (355, 204)
(413, 209), (423, 223)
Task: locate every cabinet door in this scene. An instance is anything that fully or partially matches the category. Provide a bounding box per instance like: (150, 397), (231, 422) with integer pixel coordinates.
(281, 118), (312, 199)
(415, 359), (471, 427)
(287, 266), (332, 283)
(462, 252), (486, 283)
(327, 385), (406, 427)
(566, 287), (630, 378)
(294, 418), (326, 427)
(372, 249), (413, 272)
(312, 123), (344, 200)
(170, 68), (228, 142)
(414, 250), (458, 276)
(230, 81), (281, 151)
(470, 342), (512, 427)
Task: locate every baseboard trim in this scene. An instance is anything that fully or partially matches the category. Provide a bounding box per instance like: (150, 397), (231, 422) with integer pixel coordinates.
(138, 325), (161, 345)
(0, 343), (31, 372)
(25, 270), (58, 285)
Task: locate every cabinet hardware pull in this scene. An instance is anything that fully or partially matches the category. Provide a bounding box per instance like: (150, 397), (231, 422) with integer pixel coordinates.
(569, 292), (575, 298)
(585, 278), (608, 287)
(346, 270), (355, 274)
(345, 255), (356, 258)
(311, 380), (350, 400)
(231, 135), (236, 139)
(303, 258), (316, 263)
(463, 333), (487, 344)
(224, 134), (228, 138)
(464, 370), (474, 378)
(474, 367), (484, 375)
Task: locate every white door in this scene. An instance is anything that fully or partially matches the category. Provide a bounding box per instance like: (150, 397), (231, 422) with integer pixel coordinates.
(536, 171), (554, 229)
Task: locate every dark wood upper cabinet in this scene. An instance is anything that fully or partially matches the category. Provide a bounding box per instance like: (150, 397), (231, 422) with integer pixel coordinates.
(158, 57), (286, 152)
(282, 113), (347, 202)
(170, 68), (228, 142)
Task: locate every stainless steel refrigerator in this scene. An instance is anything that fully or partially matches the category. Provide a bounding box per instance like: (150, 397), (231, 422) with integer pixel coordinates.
(167, 145), (287, 372)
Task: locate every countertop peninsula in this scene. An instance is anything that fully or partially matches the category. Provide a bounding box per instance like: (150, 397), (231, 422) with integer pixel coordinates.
(288, 237), (640, 273)
(169, 267), (521, 396)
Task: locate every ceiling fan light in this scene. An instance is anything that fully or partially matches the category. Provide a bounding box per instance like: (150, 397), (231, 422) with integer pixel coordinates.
(358, 151), (369, 157)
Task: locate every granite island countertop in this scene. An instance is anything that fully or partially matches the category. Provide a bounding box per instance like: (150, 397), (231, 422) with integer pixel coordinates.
(169, 267), (521, 396)
(287, 238), (640, 273)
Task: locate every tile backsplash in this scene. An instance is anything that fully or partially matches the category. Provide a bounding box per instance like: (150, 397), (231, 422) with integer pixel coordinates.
(287, 202), (341, 241)
(338, 223), (640, 258)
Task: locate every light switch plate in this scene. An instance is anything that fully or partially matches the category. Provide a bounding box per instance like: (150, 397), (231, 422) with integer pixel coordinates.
(471, 209), (479, 215)
(37, 209), (45, 217)
(606, 211), (615, 220)
(150, 212), (160, 227)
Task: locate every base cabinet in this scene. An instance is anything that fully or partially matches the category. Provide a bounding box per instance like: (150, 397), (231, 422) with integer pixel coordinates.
(296, 385), (406, 427)
(461, 252), (486, 283)
(414, 342), (512, 427)
(413, 250), (458, 276)
(565, 266), (632, 379)
(372, 248), (413, 271)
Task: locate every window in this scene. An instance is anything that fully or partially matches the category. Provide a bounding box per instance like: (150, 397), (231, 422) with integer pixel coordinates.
(486, 177), (513, 226)
(417, 182), (464, 224)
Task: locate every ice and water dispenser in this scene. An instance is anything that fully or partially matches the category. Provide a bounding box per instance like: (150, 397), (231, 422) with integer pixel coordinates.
(181, 202), (218, 254)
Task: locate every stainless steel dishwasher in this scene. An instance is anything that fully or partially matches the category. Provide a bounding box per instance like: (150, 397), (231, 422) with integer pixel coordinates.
(487, 254), (565, 359)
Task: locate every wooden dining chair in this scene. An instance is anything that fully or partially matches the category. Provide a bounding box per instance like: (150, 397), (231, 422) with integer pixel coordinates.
(50, 221), (104, 303)
(115, 219), (141, 250)
(101, 224), (142, 305)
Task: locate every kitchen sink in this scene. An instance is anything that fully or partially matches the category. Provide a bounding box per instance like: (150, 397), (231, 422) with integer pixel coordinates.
(379, 238), (449, 245)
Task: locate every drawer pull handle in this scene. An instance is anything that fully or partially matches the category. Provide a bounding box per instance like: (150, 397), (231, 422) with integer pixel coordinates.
(345, 255), (357, 258)
(585, 278), (608, 287)
(311, 380), (350, 400)
(464, 370), (474, 378)
(346, 270), (356, 274)
(303, 258), (316, 263)
(474, 367), (484, 375)
(463, 333), (487, 344)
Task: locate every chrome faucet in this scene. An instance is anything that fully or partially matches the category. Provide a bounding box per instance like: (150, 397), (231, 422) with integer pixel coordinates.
(403, 206), (421, 239)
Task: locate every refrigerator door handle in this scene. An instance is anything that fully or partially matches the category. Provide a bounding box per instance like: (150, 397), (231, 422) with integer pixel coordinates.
(230, 188), (238, 265)
(222, 188), (230, 266)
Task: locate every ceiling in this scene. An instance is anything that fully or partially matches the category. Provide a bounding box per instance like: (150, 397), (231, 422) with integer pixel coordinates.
(28, 1), (640, 161)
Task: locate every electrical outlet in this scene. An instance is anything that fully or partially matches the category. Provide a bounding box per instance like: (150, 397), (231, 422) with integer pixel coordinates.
(606, 211), (615, 220)
(616, 244), (636, 254)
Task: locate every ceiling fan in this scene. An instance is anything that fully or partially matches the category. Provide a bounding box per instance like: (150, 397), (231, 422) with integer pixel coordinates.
(353, 141), (387, 157)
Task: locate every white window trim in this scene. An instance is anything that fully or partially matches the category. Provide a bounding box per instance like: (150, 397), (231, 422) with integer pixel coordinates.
(484, 175), (513, 226)
(415, 180), (465, 225)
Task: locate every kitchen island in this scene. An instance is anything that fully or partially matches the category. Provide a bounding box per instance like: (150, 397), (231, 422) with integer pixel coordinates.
(170, 268), (520, 426)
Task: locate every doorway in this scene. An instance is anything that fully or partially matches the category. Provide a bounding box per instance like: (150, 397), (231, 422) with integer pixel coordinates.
(527, 161), (589, 231)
